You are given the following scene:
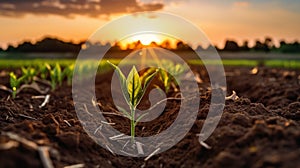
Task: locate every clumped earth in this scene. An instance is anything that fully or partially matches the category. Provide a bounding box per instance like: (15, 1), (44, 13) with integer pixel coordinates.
(0, 65), (300, 168)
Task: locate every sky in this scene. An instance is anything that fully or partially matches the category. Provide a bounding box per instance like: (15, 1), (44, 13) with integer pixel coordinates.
(0, 0), (299, 49)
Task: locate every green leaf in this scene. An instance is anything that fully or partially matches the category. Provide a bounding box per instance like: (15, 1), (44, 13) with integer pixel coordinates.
(9, 72), (17, 88)
(142, 68), (158, 90)
(140, 68), (156, 84)
(29, 68), (35, 75)
(54, 63), (62, 85)
(127, 66), (143, 108)
(62, 64), (74, 85)
(116, 105), (131, 119)
(159, 69), (171, 92)
(134, 113), (148, 126)
(39, 63), (50, 79)
(45, 63), (51, 71)
(62, 64), (73, 78)
(21, 67), (27, 75)
(107, 61), (130, 105)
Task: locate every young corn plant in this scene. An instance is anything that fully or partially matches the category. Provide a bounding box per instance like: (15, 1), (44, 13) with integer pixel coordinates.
(159, 60), (186, 93)
(62, 64), (74, 86)
(108, 61), (158, 142)
(21, 66), (37, 84)
(39, 63), (51, 80)
(49, 63), (62, 91)
(9, 72), (24, 98)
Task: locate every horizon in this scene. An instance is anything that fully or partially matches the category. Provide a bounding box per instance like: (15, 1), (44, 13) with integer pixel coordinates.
(0, 0), (300, 49)
(2, 35), (299, 52)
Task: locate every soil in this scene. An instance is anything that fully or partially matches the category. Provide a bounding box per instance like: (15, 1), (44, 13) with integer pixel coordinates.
(0, 65), (300, 168)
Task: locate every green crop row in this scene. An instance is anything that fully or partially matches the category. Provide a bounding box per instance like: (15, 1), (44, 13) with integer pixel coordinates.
(188, 59), (300, 68)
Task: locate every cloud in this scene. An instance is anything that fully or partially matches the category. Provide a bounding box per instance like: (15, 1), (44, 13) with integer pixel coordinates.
(0, 0), (164, 18)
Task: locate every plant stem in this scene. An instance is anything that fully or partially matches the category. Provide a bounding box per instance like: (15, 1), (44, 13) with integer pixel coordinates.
(12, 87), (16, 99)
(51, 81), (56, 91)
(130, 107), (135, 143)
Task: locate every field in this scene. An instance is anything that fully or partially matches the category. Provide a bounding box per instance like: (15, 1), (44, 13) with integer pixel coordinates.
(1, 58), (300, 69)
(0, 54), (300, 167)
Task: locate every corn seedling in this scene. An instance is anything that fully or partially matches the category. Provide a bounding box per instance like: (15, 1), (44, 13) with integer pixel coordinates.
(108, 61), (158, 142)
(21, 66), (37, 83)
(39, 63), (51, 80)
(62, 64), (74, 86)
(49, 63), (62, 91)
(9, 72), (25, 98)
(76, 62), (93, 80)
(158, 60), (186, 93)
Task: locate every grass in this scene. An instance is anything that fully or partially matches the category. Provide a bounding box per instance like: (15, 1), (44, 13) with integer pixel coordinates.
(0, 59), (76, 68)
(0, 58), (121, 69)
(0, 58), (299, 69)
(188, 59), (300, 69)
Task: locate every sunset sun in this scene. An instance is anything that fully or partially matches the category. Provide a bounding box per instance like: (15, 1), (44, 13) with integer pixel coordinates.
(130, 34), (162, 45)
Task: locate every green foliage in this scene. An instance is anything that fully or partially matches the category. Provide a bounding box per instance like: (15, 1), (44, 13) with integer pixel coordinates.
(7, 62), (76, 97)
(39, 63), (51, 80)
(62, 64), (74, 86)
(158, 60), (186, 93)
(9, 72), (24, 98)
(49, 63), (62, 91)
(108, 61), (158, 142)
(21, 66), (37, 83)
(127, 66), (144, 108)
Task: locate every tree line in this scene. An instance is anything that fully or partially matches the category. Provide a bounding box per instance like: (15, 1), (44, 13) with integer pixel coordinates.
(221, 37), (300, 53)
(1, 36), (299, 53)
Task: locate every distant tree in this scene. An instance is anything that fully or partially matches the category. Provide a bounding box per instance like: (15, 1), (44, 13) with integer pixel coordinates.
(195, 45), (204, 51)
(253, 40), (265, 51)
(134, 40), (143, 49)
(263, 37), (273, 52)
(176, 41), (190, 50)
(240, 40), (250, 51)
(34, 37), (81, 53)
(17, 41), (35, 52)
(161, 40), (171, 49)
(149, 41), (158, 47)
(206, 44), (216, 51)
(110, 41), (123, 51)
(279, 40), (286, 47)
(103, 42), (111, 48)
(264, 37), (273, 47)
(215, 45), (221, 51)
(223, 40), (240, 51)
(293, 41), (299, 46)
(4, 37), (82, 53)
(279, 40), (300, 53)
(6, 45), (17, 52)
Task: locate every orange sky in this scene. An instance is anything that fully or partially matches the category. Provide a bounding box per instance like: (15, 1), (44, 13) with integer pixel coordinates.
(0, 0), (299, 49)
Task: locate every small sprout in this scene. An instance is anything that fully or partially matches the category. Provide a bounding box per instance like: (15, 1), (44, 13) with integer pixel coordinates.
(62, 64), (74, 86)
(39, 63), (51, 80)
(159, 69), (171, 93)
(49, 63), (62, 91)
(158, 60), (186, 93)
(21, 66), (37, 83)
(108, 61), (158, 142)
(9, 72), (24, 98)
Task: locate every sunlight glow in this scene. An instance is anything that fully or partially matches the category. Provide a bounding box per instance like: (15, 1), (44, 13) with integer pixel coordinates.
(129, 34), (162, 45)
